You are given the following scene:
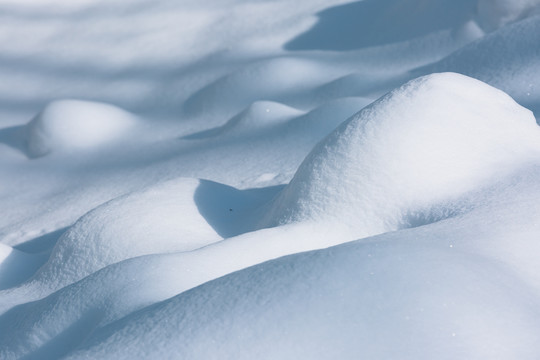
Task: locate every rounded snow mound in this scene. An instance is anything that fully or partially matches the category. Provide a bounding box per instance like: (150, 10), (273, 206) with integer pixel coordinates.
(30, 178), (223, 292)
(222, 101), (301, 134)
(260, 73), (540, 236)
(25, 99), (138, 157)
(25, 177), (279, 293)
(185, 101), (302, 139)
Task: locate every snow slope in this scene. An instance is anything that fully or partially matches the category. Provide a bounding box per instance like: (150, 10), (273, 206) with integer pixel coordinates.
(421, 14), (540, 116)
(2, 0), (540, 359)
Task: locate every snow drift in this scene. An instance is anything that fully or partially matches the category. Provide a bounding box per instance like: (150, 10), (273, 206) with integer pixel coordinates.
(65, 222), (540, 360)
(260, 72), (540, 237)
(25, 100), (138, 158)
(2, 0), (540, 359)
(3, 72), (540, 360)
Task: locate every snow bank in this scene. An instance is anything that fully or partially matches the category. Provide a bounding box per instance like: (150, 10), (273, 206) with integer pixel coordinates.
(25, 100), (138, 158)
(260, 73), (540, 237)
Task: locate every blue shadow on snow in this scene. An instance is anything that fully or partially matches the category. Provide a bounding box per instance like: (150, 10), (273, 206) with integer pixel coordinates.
(285, 0), (476, 51)
(194, 180), (283, 239)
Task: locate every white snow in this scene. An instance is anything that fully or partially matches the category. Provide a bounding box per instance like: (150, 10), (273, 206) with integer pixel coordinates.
(25, 100), (139, 157)
(260, 73), (540, 236)
(1, 0), (540, 359)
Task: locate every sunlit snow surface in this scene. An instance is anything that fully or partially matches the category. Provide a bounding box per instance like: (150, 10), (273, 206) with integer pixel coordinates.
(1, 0), (540, 359)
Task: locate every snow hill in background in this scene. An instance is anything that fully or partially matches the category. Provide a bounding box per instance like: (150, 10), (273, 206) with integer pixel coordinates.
(1, 0), (540, 359)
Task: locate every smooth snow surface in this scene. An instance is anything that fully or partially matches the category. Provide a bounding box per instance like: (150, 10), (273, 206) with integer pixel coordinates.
(26, 100), (139, 157)
(2, 0), (540, 359)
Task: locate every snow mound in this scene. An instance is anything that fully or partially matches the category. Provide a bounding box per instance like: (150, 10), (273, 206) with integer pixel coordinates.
(184, 101), (302, 139)
(477, 0), (540, 31)
(260, 72), (540, 236)
(25, 179), (240, 293)
(14, 177), (281, 296)
(214, 101), (301, 136)
(25, 100), (138, 158)
(187, 98), (371, 143)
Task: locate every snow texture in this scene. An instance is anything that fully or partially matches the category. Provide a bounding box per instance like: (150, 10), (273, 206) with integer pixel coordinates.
(2, 0), (540, 359)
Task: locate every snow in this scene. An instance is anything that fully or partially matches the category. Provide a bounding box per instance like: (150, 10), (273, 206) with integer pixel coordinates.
(64, 228), (540, 360)
(260, 73), (540, 236)
(422, 14), (540, 117)
(25, 100), (139, 157)
(476, 0), (540, 31)
(2, 0), (540, 359)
